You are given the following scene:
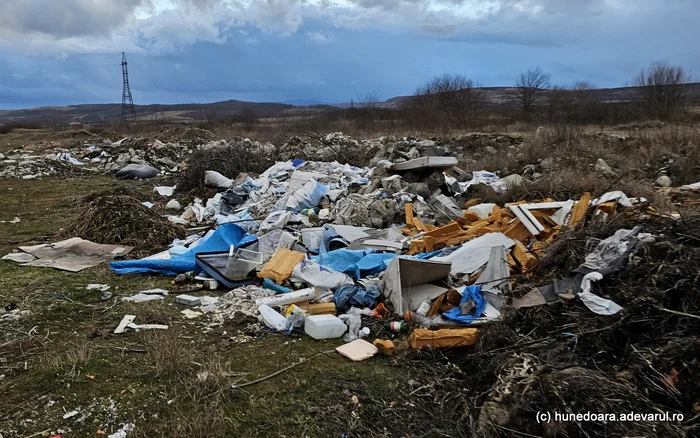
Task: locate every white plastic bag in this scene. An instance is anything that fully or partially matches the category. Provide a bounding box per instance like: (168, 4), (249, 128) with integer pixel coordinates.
(204, 170), (233, 188)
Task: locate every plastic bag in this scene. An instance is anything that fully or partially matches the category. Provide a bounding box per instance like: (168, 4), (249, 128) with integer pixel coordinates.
(204, 170), (233, 188)
(286, 180), (327, 212)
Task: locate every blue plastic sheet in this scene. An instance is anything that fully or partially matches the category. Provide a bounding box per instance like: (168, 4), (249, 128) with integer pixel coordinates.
(314, 249), (394, 278)
(442, 285), (486, 324)
(334, 284), (381, 311)
(111, 224), (257, 276)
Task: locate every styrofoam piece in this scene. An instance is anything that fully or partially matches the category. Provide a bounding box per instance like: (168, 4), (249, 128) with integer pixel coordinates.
(255, 288), (317, 307)
(336, 339), (378, 361)
(467, 203), (496, 219)
(114, 315), (136, 334)
(176, 294), (201, 306)
(391, 156), (458, 171)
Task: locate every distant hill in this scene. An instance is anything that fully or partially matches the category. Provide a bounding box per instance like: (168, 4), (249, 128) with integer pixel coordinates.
(2, 84), (700, 125)
(0, 100), (294, 125)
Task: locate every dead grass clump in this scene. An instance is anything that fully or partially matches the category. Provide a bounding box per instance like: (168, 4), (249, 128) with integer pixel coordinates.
(142, 329), (190, 376)
(44, 340), (93, 378)
(62, 193), (186, 257)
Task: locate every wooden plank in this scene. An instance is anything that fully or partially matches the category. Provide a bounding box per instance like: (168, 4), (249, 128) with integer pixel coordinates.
(569, 192), (592, 226)
(424, 222), (463, 239)
(512, 241), (538, 271)
(503, 219), (532, 242)
(405, 203), (414, 228)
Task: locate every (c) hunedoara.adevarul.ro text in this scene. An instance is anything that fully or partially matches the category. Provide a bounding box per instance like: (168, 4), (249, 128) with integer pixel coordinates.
(536, 411), (684, 423)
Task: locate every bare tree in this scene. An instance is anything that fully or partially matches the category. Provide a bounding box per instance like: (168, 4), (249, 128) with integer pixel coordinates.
(511, 66), (551, 118)
(239, 104), (259, 131)
(633, 61), (690, 120)
(407, 73), (485, 129)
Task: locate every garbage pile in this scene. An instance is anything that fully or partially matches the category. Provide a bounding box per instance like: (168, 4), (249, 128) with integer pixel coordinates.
(101, 140), (690, 363)
(447, 213), (700, 437)
(0, 149), (93, 179)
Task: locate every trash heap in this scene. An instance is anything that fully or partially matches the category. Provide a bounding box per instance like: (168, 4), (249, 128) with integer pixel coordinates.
(0, 149), (93, 179)
(102, 142), (689, 360)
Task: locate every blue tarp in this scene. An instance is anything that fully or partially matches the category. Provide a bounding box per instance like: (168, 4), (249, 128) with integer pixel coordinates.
(443, 285), (486, 324)
(313, 249), (394, 278)
(111, 224), (258, 276)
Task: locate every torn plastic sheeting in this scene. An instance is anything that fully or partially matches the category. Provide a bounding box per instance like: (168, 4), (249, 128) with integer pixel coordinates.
(475, 245), (510, 310)
(582, 227), (644, 271)
(286, 180), (327, 212)
(432, 232), (515, 276)
(457, 170), (507, 194)
(681, 181), (700, 191)
(593, 191), (632, 207)
(313, 249), (394, 278)
(111, 224), (257, 276)
(214, 209), (258, 231)
(442, 285), (487, 324)
(320, 224), (371, 254)
(291, 259), (354, 290)
(579, 272), (622, 315)
(248, 229), (300, 262)
(122, 293), (165, 303)
(259, 210), (310, 231)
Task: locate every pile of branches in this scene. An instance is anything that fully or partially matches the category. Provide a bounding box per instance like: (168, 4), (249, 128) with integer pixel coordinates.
(63, 192), (186, 257)
(177, 141), (275, 193)
(411, 213), (700, 437)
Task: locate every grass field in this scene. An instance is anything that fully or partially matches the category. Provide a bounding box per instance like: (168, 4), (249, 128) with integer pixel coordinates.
(0, 176), (465, 438)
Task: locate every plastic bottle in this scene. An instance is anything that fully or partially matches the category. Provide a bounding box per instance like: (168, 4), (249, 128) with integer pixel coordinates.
(359, 327), (371, 338)
(258, 304), (288, 332)
(404, 311), (434, 328)
(173, 271), (196, 285)
(385, 321), (408, 333)
(416, 300), (431, 316)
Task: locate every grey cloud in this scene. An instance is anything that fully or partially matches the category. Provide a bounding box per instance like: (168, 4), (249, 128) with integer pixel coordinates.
(0, 0), (146, 38)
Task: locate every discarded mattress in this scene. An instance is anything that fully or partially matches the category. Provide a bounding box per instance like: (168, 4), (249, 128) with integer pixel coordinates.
(111, 223), (257, 276)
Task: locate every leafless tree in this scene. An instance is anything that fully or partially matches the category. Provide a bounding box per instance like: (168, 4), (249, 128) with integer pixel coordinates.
(239, 104), (259, 131)
(633, 61), (690, 120)
(407, 73), (485, 129)
(511, 66), (551, 118)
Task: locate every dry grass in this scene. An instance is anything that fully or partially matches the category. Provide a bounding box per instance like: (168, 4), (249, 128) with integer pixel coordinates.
(43, 340), (93, 378)
(142, 329), (191, 376)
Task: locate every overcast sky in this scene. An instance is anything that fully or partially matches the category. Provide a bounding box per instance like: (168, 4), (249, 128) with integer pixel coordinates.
(0, 0), (698, 109)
